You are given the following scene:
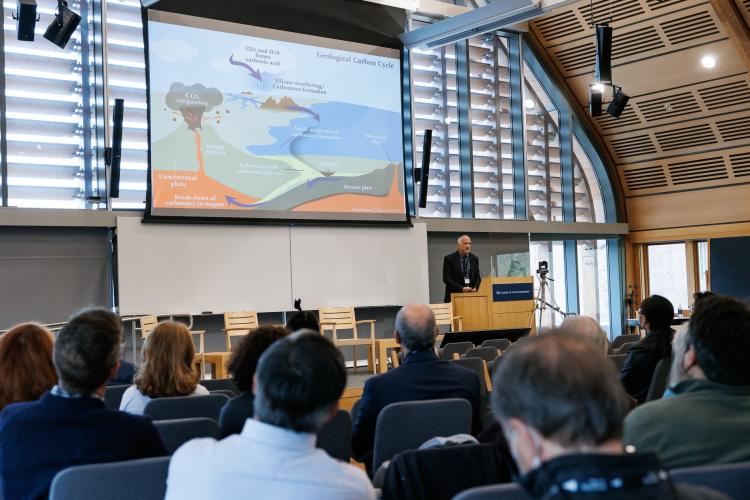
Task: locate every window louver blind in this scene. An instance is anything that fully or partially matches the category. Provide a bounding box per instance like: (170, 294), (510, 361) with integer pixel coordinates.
(3, 0), (91, 208)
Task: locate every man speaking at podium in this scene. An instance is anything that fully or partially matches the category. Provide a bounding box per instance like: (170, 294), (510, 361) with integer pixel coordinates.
(443, 235), (481, 303)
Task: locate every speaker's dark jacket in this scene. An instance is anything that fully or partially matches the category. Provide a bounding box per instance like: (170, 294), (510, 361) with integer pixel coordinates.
(442, 251), (481, 303)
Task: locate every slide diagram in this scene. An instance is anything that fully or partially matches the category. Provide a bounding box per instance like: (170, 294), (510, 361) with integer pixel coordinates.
(147, 17), (406, 219)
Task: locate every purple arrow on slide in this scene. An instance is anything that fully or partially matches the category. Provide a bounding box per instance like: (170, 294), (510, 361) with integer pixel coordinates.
(226, 195), (265, 208)
(286, 105), (320, 122)
(229, 54), (262, 82)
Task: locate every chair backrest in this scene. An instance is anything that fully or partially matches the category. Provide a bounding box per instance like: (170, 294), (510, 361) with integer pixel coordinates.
(382, 443), (512, 500)
(104, 384), (131, 411)
(139, 315), (158, 339)
(463, 346), (499, 363)
(201, 378), (238, 394)
(481, 338), (511, 352)
(609, 353), (627, 371)
(372, 398), (472, 472)
(223, 311), (259, 351)
(442, 341), (474, 360)
(614, 341), (637, 355)
(646, 356), (672, 402)
(671, 460), (750, 500)
(210, 389), (236, 399)
(316, 410), (352, 462)
(318, 306), (356, 332)
(611, 334), (640, 349)
(49, 457), (170, 500)
(143, 394), (230, 421)
(452, 357), (492, 394)
(429, 303), (460, 332)
(153, 417), (221, 454)
(453, 483), (530, 500)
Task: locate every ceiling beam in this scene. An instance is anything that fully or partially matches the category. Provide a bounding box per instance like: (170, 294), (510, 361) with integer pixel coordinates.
(710, 0), (750, 71)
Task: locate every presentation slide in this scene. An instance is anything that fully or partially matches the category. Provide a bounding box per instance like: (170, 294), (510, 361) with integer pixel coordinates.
(146, 11), (407, 222)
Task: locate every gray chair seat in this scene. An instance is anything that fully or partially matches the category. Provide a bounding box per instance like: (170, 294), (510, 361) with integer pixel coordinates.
(153, 417), (220, 454)
(144, 394), (229, 421)
(442, 341), (475, 360)
(201, 378), (238, 395)
(462, 347), (499, 363)
(481, 338), (511, 352)
(104, 384), (131, 411)
(671, 460), (750, 500)
(316, 410), (352, 461)
(611, 334), (639, 349)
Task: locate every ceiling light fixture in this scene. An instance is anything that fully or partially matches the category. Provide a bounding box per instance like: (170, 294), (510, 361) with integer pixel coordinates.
(701, 55), (716, 69)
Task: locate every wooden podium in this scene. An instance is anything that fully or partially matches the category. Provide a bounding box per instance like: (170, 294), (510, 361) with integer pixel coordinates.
(451, 276), (536, 333)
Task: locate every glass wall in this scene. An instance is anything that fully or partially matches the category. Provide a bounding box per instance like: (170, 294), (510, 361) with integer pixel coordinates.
(697, 241), (709, 293)
(529, 240), (566, 329)
(647, 243), (689, 310)
(577, 239), (611, 334)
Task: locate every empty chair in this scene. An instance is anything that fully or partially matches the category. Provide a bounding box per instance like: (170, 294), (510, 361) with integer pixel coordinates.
(428, 303), (463, 332)
(671, 460), (750, 500)
(481, 338), (511, 352)
(143, 394), (229, 421)
(319, 306), (376, 372)
(442, 341), (474, 361)
(453, 483), (530, 500)
(209, 389), (236, 399)
(104, 384), (131, 411)
(201, 378), (238, 394)
(153, 417), (220, 454)
(646, 357), (672, 402)
(316, 410), (352, 462)
(611, 334), (639, 349)
(614, 341), (637, 355)
(609, 353), (627, 371)
(381, 443), (512, 500)
(463, 347), (499, 363)
(453, 357), (492, 394)
(490, 355), (504, 375)
(372, 398), (472, 472)
(49, 457), (170, 500)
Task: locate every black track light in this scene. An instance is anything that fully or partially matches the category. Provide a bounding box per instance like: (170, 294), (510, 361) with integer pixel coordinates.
(13, 0), (39, 42)
(44, 0), (81, 49)
(607, 87), (630, 118)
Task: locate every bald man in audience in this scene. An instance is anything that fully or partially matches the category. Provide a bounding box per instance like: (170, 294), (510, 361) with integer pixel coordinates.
(351, 304), (481, 473)
(442, 235), (481, 303)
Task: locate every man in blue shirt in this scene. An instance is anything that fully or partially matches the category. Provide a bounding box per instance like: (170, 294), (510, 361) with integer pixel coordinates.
(0, 308), (167, 500)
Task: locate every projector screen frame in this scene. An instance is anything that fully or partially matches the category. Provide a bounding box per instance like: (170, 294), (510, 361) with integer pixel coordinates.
(140, 6), (411, 227)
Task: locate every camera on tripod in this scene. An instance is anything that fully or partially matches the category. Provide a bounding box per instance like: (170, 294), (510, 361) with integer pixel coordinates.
(536, 260), (549, 277)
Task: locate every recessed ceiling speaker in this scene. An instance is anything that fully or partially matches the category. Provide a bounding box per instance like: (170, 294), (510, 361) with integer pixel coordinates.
(44, 0), (81, 49)
(607, 89), (630, 118)
(589, 87), (602, 117)
(13, 0), (39, 42)
(594, 24), (613, 84)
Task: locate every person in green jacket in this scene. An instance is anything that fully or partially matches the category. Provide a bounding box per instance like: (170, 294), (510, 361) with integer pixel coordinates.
(624, 294), (750, 469)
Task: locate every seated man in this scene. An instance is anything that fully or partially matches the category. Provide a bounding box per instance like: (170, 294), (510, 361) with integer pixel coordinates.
(492, 334), (723, 499)
(166, 332), (375, 500)
(624, 295), (750, 468)
(351, 303), (481, 471)
(0, 308), (167, 500)
(620, 294), (675, 404)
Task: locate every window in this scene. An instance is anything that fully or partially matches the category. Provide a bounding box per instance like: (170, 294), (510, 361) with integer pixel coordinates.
(469, 35), (513, 219)
(523, 63), (561, 222)
(3, 0), (93, 208)
(647, 243), (689, 310)
(529, 240), (566, 330)
(697, 240), (709, 293)
(573, 135), (604, 223)
(578, 239), (610, 334)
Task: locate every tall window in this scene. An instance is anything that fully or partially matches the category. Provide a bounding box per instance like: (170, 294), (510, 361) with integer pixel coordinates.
(647, 243), (689, 310)
(573, 135), (604, 223)
(523, 63), (561, 222)
(3, 0), (93, 208)
(578, 239), (610, 334)
(469, 35), (513, 219)
(529, 240), (567, 329)
(697, 240), (709, 293)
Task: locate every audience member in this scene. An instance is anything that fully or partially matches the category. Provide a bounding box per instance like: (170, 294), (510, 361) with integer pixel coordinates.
(352, 303), (481, 472)
(491, 334), (723, 499)
(0, 323), (57, 411)
(666, 291), (717, 392)
(166, 331), (375, 500)
(219, 325), (289, 437)
(0, 308), (166, 500)
(558, 315), (609, 355)
(620, 294), (675, 404)
(286, 311), (320, 332)
(120, 321), (208, 415)
(108, 358), (136, 386)
(624, 295), (750, 468)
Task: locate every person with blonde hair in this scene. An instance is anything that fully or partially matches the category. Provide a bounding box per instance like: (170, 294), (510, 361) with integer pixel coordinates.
(120, 321), (208, 415)
(558, 315), (610, 355)
(0, 323), (57, 410)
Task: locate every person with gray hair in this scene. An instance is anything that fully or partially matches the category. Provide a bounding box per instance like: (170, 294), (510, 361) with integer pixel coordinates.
(352, 304), (481, 473)
(442, 234), (482, 302)
(165, 331), (375, 500)
(491, 334), (725, 499)
(558, 315), (610, 355)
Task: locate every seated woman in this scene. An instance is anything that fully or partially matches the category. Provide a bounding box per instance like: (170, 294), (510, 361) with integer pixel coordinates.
(0, 323), (57, 411)
(219, 325), (289, 437)
(120, 321), (208, 415)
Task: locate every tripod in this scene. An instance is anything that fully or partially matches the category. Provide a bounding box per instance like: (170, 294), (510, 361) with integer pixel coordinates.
(530, 271), (569, 333)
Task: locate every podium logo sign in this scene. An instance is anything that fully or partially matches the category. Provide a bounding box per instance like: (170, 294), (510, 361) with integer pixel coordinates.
(493, 283), (533, 302)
